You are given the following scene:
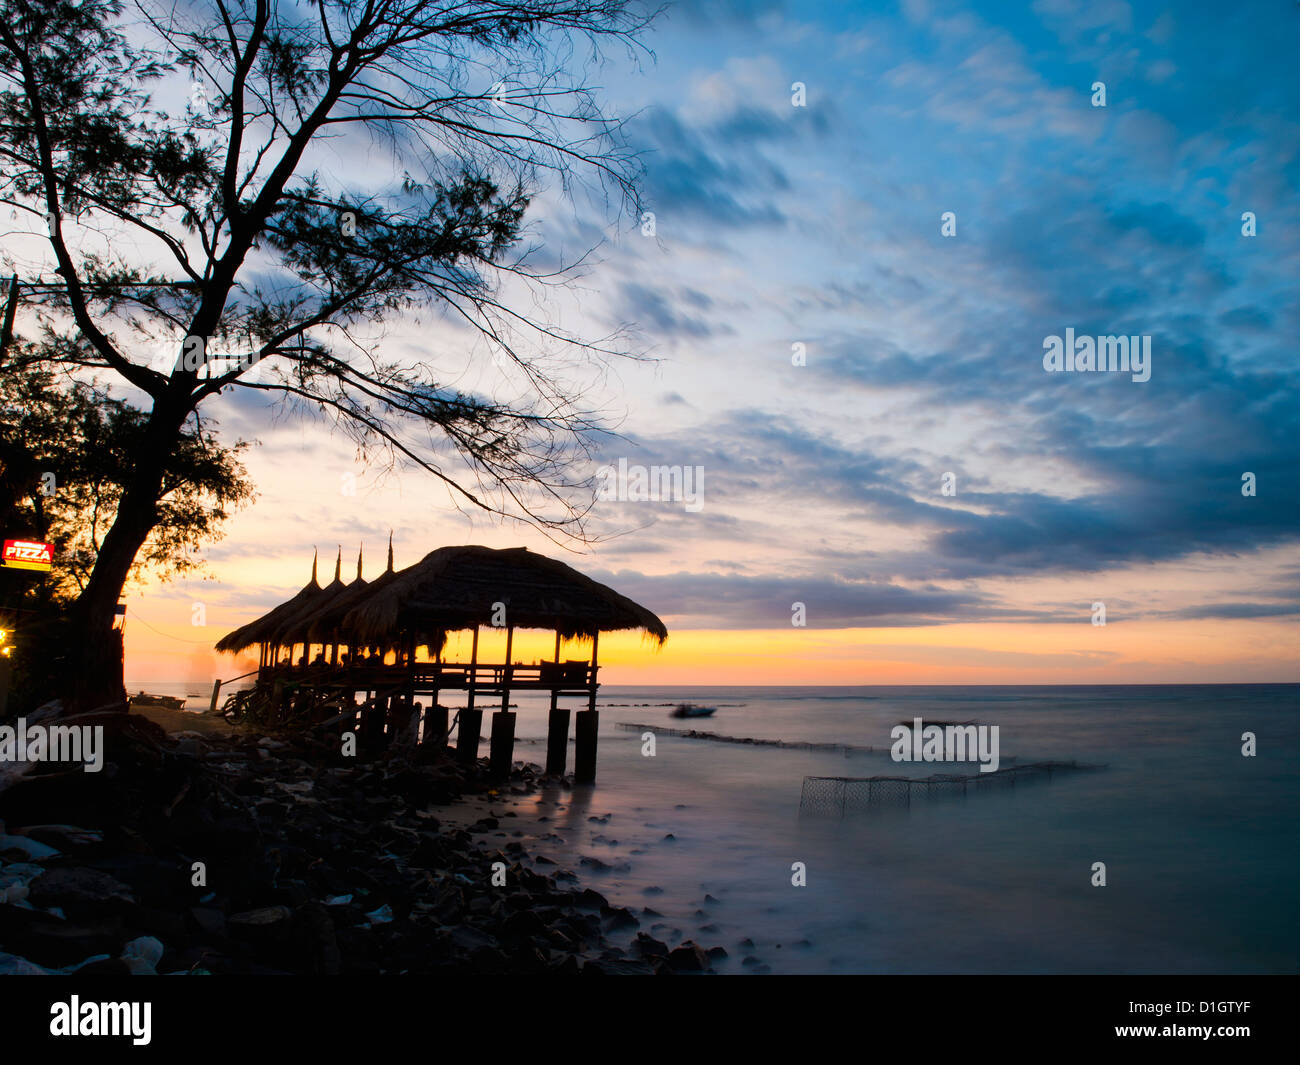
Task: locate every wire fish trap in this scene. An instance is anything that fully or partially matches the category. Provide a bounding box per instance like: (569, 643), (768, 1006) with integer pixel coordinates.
(799, 761), (1104, 818)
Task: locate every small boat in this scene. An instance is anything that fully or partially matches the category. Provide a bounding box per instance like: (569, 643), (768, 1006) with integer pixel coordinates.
(671, 703), (716, 719)
(129, 691), (187, 712)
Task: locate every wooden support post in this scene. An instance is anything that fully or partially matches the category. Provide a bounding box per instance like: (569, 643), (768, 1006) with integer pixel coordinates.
(501, 624), (514, 711)
(575, 709), (599, 784)
(423, 703), (448, 747)
(467, 626), (479, 711)
(458, 706), (483, 765)
(403, 633), (417, 727)
(546, 704), (570, 776)
(489, 710), (516, 778)
(373, 694), (391, 747)
(389, 692), (414, 744)
(588, 630), (600, 712)
(208, 679), (222, 716)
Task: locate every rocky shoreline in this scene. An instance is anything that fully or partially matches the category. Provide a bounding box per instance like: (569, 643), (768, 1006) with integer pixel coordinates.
(0, 709), (720, 975)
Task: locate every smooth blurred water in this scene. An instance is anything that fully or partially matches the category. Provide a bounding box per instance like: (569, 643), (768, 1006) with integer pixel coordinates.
(133, 680), (1299, 972)
(449, 684), (1299, 974)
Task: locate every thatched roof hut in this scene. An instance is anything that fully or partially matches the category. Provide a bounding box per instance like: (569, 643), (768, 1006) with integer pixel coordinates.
(341, 545), (667, 647)
(214, 550), (323, 654)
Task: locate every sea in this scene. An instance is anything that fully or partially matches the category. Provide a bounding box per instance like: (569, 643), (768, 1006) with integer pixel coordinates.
(127, 681), (1300, 973)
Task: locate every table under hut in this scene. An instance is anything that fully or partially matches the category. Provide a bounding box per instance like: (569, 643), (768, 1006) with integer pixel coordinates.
(214, 544), (667, 782)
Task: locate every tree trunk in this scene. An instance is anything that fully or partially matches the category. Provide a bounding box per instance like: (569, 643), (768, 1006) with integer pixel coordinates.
(64, 404), (182, 711)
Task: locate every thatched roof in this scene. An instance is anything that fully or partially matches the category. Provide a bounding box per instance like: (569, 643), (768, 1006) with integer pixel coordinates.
(268, 548), (354, 646)
(300, 538), (404, 644)
(214, 550), (322, 653)
(341, 545), (668, 646)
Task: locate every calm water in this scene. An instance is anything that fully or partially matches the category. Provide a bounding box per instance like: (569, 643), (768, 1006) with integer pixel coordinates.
(132, 681), (1300, 973)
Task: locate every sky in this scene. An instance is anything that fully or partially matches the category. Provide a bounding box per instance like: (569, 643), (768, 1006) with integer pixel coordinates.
(8, 0), (1298, 686)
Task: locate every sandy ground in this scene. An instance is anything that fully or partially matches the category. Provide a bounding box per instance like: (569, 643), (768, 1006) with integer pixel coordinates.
(128, 704), (243, 738)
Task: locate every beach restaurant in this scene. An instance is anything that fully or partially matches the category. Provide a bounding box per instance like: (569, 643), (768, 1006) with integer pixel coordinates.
(215, 544), (667, 782)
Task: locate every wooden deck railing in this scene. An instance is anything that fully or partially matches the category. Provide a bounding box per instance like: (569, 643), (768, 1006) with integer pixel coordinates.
(256, 659), (598, 691)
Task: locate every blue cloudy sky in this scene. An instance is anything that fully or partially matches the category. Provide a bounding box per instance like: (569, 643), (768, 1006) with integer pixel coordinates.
(91, 0), (1299, 682)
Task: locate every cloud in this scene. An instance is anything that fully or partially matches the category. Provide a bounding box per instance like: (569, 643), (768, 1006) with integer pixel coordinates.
(628, 106), (793, 228)
(589, 567), (994, 628)
(613, 280), (730, 340)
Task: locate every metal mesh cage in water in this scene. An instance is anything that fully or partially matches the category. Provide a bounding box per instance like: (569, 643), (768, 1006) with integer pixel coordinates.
(799, 776), (848, 816)
(925, 775), (969, 800)
(800, 761), (1099, 818)
(867, 778), (911, 808)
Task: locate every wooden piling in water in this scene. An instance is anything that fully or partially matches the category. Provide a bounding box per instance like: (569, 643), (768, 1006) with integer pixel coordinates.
(369, 694), (390, 748)
(575, 709), (598, 783)
(423, 703), (448, 746)
(489, 710), (516, 778)
(546, 704), (570, 776)
(458, 706), (483, 764)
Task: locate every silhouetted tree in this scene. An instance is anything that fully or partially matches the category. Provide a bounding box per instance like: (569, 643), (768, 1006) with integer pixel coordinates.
(0, 0), (654, 706)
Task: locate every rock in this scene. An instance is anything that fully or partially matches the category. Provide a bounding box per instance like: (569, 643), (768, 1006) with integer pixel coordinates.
(0, 905), (124, 968)
(17, 824), (102, 848)
(449, 925), (498, 952)
(573, 888), (607, 911)
(635, 932), (670, 959)
(593, 958), (654, 974)
(0, 834), (60, 861)
(667, 940), (709, 972)
(293, 903), (341, 975)
(121, 936), (164, 975)
(123, 904), (188, 942)
(601, 906), (639, 931)
(29, 866), (134, 911)
(228, 905), (292, 927)
(190, 907), (227, 936)
(502, 909), (545, 939)
(0, 951), (54, 975)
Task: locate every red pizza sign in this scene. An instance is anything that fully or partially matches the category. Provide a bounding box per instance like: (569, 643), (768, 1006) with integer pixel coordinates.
(2, 540), (53, 571)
